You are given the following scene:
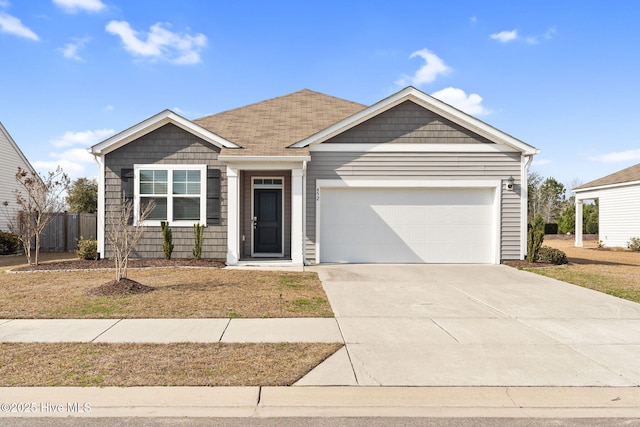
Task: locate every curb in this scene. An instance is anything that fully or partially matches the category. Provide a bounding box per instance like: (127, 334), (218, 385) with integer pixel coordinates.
(1, 386), (639, 418)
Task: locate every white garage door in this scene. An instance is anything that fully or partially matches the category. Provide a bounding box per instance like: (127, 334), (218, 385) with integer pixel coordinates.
(319, 187), (496, 264)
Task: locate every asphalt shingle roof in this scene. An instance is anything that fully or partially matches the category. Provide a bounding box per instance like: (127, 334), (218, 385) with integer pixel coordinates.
(575, 162), (640, 190)
(193, 89), (366, 157)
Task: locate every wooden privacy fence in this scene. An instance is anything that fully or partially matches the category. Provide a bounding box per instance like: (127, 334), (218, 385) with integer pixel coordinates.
(40, 212), (97, 252)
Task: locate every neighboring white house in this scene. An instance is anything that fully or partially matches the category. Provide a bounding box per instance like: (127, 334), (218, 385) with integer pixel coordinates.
(0, 122), (38, 231)
(574, 162), (640, 248)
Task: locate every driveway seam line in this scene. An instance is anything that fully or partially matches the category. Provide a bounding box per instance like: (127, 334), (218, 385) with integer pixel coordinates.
(218, 318), (232, 342)
(333, 317), (359, 385)
(90, 319), (123, 343)
(431, 318), (460, 343)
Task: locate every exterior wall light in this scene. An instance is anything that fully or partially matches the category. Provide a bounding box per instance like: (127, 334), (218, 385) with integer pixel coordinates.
(506, 176), (515, 190)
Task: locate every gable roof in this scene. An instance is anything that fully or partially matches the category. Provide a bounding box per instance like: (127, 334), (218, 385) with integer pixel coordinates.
(193, 89), (366, 157)
(0, 121), (37, 174)
(291, 86), (539, 155)
(90, 110), (239, 156)
(574, 162), (640, 191)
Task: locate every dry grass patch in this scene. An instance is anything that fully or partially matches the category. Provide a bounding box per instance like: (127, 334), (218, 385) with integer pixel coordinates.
(0, 267), (333, 318)
(0, 342), (342, 386)
(522, 239), (640, 303)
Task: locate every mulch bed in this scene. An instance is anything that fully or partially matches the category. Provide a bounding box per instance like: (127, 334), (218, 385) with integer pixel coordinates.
(86, 278), (156, 296)
(12, 258), (226, 272)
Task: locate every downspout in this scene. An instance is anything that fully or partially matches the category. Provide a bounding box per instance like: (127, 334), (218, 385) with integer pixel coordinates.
(521, 154), (534, 259)
(92, 152), (105, 259)
(302, 160), (309, 265)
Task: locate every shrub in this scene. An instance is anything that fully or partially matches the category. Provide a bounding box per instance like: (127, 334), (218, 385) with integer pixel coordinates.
(193, 223), (204, 260)
(76, 237), (98, 260)
(527, 215), (545, 262)
(628, 237), (640, 252)
(0, 230), (20, 255)
(160, 221), (174, 260)
(537, 246), (568, 265)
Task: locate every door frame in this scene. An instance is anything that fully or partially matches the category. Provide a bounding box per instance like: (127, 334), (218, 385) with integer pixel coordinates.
(251, 176), (285, 257)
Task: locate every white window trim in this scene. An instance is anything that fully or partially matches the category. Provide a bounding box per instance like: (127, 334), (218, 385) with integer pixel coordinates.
(134, 164), (207, 227)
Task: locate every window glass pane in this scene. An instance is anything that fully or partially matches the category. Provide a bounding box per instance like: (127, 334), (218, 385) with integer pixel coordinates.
(187, 183), (200, 194)
(173, 170), (200, 195)
(174, 197), (200, 221)
(142, 197), (167, 220)
(140, 170), (167, 195)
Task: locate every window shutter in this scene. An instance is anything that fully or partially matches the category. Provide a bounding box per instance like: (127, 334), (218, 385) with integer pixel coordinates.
(120, 168), (134, 225)
(207, 168), (221, 224)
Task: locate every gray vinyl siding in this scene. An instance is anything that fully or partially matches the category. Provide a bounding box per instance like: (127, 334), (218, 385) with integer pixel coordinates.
(305, 151), (523, 263)
(0, 125), (36, 232)
(239, 170), (291, 259)
(323, 101), (495, 145)
(104, 123), (226, 259)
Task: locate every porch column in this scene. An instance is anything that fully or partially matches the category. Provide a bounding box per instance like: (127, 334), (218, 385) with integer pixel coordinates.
(291, 167), (304, 265)
(226, 166), (239, 265)
(575, 199), (583, 247)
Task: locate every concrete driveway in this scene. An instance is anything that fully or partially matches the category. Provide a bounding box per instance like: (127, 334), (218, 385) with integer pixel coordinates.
(297, 264), (640, 387)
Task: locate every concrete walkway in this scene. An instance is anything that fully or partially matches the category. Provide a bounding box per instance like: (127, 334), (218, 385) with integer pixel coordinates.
(0, 318), (342, 343)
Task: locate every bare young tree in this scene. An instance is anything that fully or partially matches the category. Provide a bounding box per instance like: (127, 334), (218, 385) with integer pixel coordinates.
(105, 197), (154, 281)
(2, 166), (69, 266)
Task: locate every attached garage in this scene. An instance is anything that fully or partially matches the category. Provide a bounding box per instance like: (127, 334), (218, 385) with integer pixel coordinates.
(317, 181), (500, 264)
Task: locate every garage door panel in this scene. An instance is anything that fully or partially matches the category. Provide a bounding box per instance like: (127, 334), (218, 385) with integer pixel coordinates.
(320, 188), (495, 264)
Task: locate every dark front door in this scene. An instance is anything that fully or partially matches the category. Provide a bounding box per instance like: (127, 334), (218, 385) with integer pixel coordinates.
(253, 188), (282, 254)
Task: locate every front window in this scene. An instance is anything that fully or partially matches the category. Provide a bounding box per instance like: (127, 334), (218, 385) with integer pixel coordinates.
(135, 165), (206, 225)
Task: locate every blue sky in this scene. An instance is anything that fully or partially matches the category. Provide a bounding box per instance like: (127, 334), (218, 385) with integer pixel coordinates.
(1, 0), (639, 192)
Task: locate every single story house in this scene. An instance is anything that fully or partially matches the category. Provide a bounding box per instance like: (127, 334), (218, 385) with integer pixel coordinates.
(0, 121), (38, 232)
(574, 162), (640, 248)
(90, 86), (539, 266)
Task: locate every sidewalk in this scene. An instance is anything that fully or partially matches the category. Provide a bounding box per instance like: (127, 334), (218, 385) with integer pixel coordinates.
(0, 318), (342, 343)
(1, 386), (640, 418)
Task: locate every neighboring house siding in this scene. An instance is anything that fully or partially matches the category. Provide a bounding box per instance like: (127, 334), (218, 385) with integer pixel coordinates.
(598, 185), (640, 247)
(0, 124), (35, 232)
(324, 101), (495, 145)
(104, 123), (226, 259)
(239, 170), (292, 259)
(305, 151), (522, 263)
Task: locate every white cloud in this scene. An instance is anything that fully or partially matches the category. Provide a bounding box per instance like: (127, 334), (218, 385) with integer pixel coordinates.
(52, 0), (106, 13)
(0, 1), (10, 8)
(490, 29), (518, 43)
(589, 149), (640, 163)
(431, 87), (491, 116)
(544, 26), (557, 40)
(0, 12), (39, 40)
(32, 149), (94, 179)
(50, 128), (115, 148)
(105, 20), (207, 65)
(58, 37), (90, 61)
(104, 105), (114, 112)
(395, 48), (451, 87)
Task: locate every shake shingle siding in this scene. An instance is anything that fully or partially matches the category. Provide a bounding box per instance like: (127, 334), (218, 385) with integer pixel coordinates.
(305, 151), (522, 263)
(104, 123), (227, 259)
(323, 101), (495, 145)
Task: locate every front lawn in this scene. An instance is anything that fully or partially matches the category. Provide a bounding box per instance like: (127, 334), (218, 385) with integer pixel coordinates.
(0, 261), (333, 318)
(521, 238), (640, 303)
(0, 342), (342, 386)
